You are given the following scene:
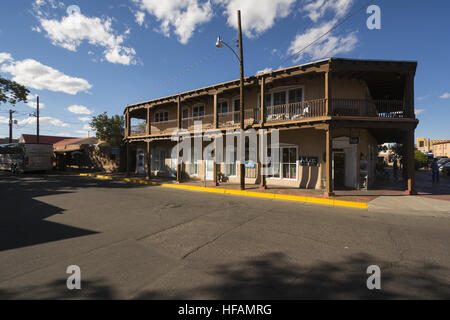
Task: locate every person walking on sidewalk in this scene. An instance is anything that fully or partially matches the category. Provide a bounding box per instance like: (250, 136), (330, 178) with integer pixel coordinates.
(431, 158), (440, 183)
(393, 158), (398, 179)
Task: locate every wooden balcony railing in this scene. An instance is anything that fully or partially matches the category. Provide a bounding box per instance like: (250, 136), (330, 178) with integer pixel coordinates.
(128, 98), (409, 138)
(331, 99), (405, 118)
(151, 119), (178, 135)
(266, 99), (326, 122)
(130, 124), (147, 136)
(182, 114), (214, 130)
(218, 109), (259, 128)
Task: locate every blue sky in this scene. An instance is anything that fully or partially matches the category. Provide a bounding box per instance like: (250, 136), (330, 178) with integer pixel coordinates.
(0, 0), (449, 140)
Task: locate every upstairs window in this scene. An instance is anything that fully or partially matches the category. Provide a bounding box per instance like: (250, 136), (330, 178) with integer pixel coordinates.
(193, 105), (205, 118)
(155, 111), (169, 122)
(288, 88), (303, 103)
(218, 101), (228, 114)
(273, 91), (286, 106)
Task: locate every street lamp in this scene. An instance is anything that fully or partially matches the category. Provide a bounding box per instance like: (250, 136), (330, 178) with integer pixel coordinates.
(216, 10), (245, 190)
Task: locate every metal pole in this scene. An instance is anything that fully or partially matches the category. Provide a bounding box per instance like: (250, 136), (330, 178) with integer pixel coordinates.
(238, 10), (245, 190)
(9, 110), (14, 143)
(36, 96), (40, 144)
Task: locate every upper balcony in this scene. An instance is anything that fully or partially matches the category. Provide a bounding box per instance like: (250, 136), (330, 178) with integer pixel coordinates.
(124, 58), (417, 139)
(126, 98), (413, 138)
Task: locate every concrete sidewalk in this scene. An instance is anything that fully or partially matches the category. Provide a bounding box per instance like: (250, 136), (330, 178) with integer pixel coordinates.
(369, 196), (450, 217)
(60, 167), (450, 211)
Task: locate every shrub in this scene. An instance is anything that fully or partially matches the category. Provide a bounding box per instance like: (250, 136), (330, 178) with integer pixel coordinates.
(414, 149), (428, 170)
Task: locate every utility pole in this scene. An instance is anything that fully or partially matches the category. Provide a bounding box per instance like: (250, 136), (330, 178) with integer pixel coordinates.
(238, 10), (245, 190)
(36, 96), (40, 144)
(215, 10), (245, 190)
(9, 110), (15, 143)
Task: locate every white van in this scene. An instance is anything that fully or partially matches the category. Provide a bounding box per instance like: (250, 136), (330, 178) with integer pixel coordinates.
(0, 143), (53, 173)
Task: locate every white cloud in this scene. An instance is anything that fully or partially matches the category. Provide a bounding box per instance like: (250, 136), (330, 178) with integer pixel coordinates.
(286, 0), (358, 62)
(135, 11), (146, 26)
(34, 6), (137, 65)
(0, 53), (92, 95)
(214, 0), (296, 38)
(67, 105), (92, 115)
(302, 0), (354, 22)
(19, 116), (69, 127)
(415, 109), (425, 115)
(440, 93), (450, 99)
(76, 130), (89, 136)
(82, 124), (92, 130)
(0, 116), (9, 124)
(78, 116), (91, 122)
(288, 19), (358, 61)
(0, 52), (12, 64)
(133, 0), (214, 44)
(31, 26), (42, 33)
(257, 67), (273, 75)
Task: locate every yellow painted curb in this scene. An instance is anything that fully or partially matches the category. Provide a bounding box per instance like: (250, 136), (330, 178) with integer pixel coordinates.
(79, 173), (368, 209)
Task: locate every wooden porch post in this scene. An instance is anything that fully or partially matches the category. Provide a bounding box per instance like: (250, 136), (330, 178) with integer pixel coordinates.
(325, 71), (332, 116)
(127, 110), (131, 137)
(259, 77), (266, 189)
(405, 129), (417, 195)
(176, 96), (182, 183)
(146, 141), (151, 180)
(177, 96), (182, 129)
(405, 72), (415, 118)
(213, 94), (218, 186)
(260, 77), (265, 126)
(146, 106), (151, 136)
(126, 142), (131, 177)
(213, 93), (218, 129)
(176, 137), (182, 183)
(325, 125), (334, 196)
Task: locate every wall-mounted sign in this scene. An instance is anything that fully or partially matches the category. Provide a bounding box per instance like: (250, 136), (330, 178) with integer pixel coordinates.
(350, 137), (360, 144)
(299, 156), (319, 167)
(244, 161), (256, 168)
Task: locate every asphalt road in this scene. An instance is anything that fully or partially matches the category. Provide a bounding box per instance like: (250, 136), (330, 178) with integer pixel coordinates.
(0, 172), (449, 299)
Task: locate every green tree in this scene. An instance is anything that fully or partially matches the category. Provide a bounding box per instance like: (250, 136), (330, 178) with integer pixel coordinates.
(414, 149), (428, 170)
(0, 77), (29, 106)
(90, 112), (124, 146)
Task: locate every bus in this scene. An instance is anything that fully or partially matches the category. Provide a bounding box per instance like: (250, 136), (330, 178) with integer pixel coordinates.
(0, 143), (53, 173)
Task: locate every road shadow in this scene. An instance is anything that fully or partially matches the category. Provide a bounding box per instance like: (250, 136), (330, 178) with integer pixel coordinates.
(0, 278), (117, 300)
(0, 172), (149, 252)
(136, 252), (450, 300)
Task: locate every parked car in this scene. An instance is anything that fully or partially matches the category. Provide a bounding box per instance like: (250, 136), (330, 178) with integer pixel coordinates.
(439, 161), (450, 175)
(437, 158), (450, 168)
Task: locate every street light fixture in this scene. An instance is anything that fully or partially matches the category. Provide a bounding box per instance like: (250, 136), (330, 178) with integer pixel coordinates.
(216, 10), (246, 190)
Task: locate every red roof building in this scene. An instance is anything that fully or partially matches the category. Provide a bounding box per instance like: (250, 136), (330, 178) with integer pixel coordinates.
(19, 134), (78, 145)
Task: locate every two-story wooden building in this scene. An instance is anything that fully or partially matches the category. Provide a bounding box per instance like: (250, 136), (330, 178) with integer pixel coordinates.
(124, 58), (419, 195)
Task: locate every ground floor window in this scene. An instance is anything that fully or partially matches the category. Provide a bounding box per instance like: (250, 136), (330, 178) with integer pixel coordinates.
(282, 147), (297, 179)
(225, 149), (237, 176)
(269, 146), (297, 179)
(188, 147), (199, 176)
(153, 149), (166, 172)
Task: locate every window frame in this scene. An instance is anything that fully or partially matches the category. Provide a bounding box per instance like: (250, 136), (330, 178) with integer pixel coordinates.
(267, 145), (298, 180)
(258, 85), (305, 108)
(154, 110), (169, 123)
(192, 104), (205, 118)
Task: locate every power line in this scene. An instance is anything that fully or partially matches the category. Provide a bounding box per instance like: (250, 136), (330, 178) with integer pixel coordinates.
(277, 0), (378, 67)
(157, 47), (219, 90)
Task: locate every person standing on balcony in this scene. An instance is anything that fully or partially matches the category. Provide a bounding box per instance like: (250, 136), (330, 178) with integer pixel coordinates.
(431, 158), (440, 183)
